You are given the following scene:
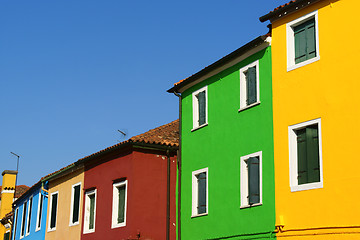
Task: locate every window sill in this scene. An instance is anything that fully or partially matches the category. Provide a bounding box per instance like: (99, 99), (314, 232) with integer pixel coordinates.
(111, 222), (126, 229)
(35, 228), (41, 232)
(191, 123), (208, 132)
(238, 102), (260, 112)
(240, 203), (262, 209)
(47, 228), (56, 232)
(69, 222), (79, 227)
(291, 182), (323, 192)
(287, 56), (320, 72)
(83, 229), (95, 234)
(191, 212), (208, 218)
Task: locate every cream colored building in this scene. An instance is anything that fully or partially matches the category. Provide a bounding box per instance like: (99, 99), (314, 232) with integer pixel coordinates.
(44, 164), (84, 240)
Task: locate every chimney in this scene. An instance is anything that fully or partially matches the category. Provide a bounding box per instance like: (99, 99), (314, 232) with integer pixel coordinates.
(0, 170), (18, 221)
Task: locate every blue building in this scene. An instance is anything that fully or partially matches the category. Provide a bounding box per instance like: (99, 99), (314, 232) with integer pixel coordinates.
(12, 181), (48, 240)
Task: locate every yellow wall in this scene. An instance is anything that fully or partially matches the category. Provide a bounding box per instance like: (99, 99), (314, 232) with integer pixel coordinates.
(45, 168), (84, 240)
(271, 0), (360, 238)
(0, 171), (17, 240)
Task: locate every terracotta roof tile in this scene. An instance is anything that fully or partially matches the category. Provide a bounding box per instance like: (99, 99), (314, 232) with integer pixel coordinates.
(76, 119), (179, 162)
(0, 185), (30, 200)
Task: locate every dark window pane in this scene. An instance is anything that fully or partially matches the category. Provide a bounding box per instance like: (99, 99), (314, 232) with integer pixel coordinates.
(38, 195), (43, 228)
(27, 198), (33, 232)
(72, 185), (81, 223)
(50, 194), (58, 229)
(21, 201), (27, 236)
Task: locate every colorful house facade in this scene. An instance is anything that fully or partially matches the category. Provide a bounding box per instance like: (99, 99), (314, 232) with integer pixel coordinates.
(0, 171), (17, 240)
(12, 181), (48, 240)
(168, 35), (276, 239)
(260, 0), (360, 238)
(43, 164), (84, 240)
(80, 120), (179, 240)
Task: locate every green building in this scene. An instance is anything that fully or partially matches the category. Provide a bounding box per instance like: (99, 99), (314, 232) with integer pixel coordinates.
(168, 35), (276, 239)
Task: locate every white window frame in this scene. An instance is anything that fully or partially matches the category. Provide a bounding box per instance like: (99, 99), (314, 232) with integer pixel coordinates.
(12, 208), (19, 240)
(286, 10), (320, 71)
(191, 167), (208, 217)
(69, 182), (82, 226)
(47, 191), (59, 232)
(111, 180), (128, 229)
(20, 200), (27, 239)
(35, 191), (43, 232)
(83, 189), (97, 234)
(25, 195), (33, 236)
(289, 118), (323, 192)
(239, 60), (260, 111)
(240, 151), (263, 208)
(192, 86), (208, 131)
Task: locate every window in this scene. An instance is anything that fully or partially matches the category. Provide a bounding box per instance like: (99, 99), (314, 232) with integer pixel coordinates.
(192, 168), (208, 217)
(83, 189), (97, 234)
(12, 208), (18, 240)
(48, 192), (58, 232)
(192, 86), (208, 130)
(25, 196), (33, 235)
(289, 118), (323, 192)
(112, 180), (128, 228)
(35, 192), (43, 232)
(70, 182), (81, 226)
(287, 10), (319, 71)
(240, 151), (262, 208)
(239, 60), (260, 110)
(20, 201), (27, 238)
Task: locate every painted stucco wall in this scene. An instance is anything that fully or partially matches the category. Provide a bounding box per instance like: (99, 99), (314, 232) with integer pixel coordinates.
(45, 168), (84, 240)
(271, 0), (360, 238)
(180, 47), (275, 239)
(81, 147), (177, 240)
(13, 185), (48, 240)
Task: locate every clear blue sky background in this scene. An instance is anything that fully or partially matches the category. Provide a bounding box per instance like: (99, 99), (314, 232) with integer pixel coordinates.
(0, 0), (289, 187)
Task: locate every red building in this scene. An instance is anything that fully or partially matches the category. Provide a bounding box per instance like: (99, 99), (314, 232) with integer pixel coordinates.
(80, 120), (178, 240)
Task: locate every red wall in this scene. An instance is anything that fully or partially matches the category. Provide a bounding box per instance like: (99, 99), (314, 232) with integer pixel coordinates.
(81, 146), (177, 240)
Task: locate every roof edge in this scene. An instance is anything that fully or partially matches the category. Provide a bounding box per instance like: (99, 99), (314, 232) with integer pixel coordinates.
(259, 0), (321, 23)
(167, 35), (270, 94)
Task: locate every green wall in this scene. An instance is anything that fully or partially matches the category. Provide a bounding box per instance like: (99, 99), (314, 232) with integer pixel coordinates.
(180, 47), (275, 239)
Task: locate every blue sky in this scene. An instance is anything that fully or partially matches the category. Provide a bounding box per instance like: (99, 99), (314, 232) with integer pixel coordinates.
(0, 0), (289, 187)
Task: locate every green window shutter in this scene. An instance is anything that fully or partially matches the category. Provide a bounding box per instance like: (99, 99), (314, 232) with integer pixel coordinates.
(21, 202), (27, 236)
(306, 125), (320, 183)
(50, 194), (58, 229)
(72, 185), (81, 223)
(197, 172), (207, 214)
(197, 91), (206, 125)
(294, 18), (316, 64)
(117, 185), (126, 224)
(89, 194), (95, 230)
(297, 128), (308, 184)
(38, 195), (43, 228)
(246, 66), (257, 105)
(248, 157), (260, 205)
(297, 125), (320, 185)
(306, 19), (316, 59)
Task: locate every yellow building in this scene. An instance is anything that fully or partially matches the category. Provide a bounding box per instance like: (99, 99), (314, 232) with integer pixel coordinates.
(0, 171), (17, 240)
(260, 0), (360, 238)
(44, 163), (84, 240)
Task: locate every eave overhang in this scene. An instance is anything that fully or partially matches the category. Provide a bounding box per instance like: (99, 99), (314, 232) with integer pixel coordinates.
(259, 0), (322, 23)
